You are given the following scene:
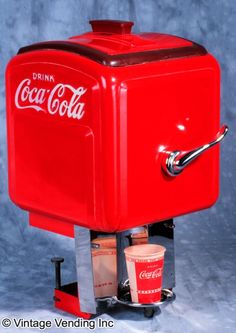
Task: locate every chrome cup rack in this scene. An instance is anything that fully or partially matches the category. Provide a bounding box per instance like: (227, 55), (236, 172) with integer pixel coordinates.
(97, 286), (175, 318)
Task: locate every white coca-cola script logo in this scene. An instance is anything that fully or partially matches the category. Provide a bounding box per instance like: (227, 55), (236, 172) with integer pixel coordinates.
(139, 268), (162, 280)
(15, 78), (87, 120)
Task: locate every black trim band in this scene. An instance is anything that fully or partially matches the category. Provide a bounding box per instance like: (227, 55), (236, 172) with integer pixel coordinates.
(18, 41), (207, 67)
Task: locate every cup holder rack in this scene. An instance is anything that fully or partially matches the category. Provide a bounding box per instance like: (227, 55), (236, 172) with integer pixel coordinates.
(97, 289), (176, 318)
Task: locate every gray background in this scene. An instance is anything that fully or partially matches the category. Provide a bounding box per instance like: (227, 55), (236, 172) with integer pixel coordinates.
(0, 0), (235, 332)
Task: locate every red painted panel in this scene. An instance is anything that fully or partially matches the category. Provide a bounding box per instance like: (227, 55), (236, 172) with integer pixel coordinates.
(54, 288), (92, 319)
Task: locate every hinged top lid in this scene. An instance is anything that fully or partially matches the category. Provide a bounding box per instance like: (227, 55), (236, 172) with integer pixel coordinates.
(71, 20), (193, 55)
(18, 20), (207, 67)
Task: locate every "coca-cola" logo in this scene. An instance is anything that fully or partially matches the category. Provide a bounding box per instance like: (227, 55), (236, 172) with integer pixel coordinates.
(139, 268), (162, 280)
(14, 78), (87, 120)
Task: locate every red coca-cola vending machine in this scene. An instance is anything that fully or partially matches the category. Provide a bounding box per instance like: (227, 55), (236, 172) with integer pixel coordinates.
(6, 20), (228, 318)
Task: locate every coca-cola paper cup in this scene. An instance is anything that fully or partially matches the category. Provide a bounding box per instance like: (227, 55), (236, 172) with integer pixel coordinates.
(124, 244), (166, 304)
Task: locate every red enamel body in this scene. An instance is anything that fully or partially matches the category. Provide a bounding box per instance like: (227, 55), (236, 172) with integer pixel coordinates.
(6, 20), (221, 237)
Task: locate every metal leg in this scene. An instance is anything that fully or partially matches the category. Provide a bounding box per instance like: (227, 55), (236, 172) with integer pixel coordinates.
(116, 232), (132, 297)
(74, 226), (97, 314)
(148, 220), (175, 289)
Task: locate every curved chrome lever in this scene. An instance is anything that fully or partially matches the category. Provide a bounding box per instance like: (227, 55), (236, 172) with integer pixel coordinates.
(164, 124), (228, 176)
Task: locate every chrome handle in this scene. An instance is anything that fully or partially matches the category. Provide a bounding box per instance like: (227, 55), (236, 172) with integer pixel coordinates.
(164, 124), (228, 176)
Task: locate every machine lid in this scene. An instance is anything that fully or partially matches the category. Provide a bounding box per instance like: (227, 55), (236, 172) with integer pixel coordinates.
(18, 20), (207, 67)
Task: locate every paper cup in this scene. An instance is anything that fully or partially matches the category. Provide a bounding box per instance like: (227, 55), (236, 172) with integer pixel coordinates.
(124, 244), (166, 304)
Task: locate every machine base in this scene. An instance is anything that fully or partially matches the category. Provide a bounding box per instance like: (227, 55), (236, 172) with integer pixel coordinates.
(51, 220), (176, 319)
(54, 283), (92, 319)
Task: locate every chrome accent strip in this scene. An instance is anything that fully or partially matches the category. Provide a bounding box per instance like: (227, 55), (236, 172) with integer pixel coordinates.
(74, 226), (97, 314)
